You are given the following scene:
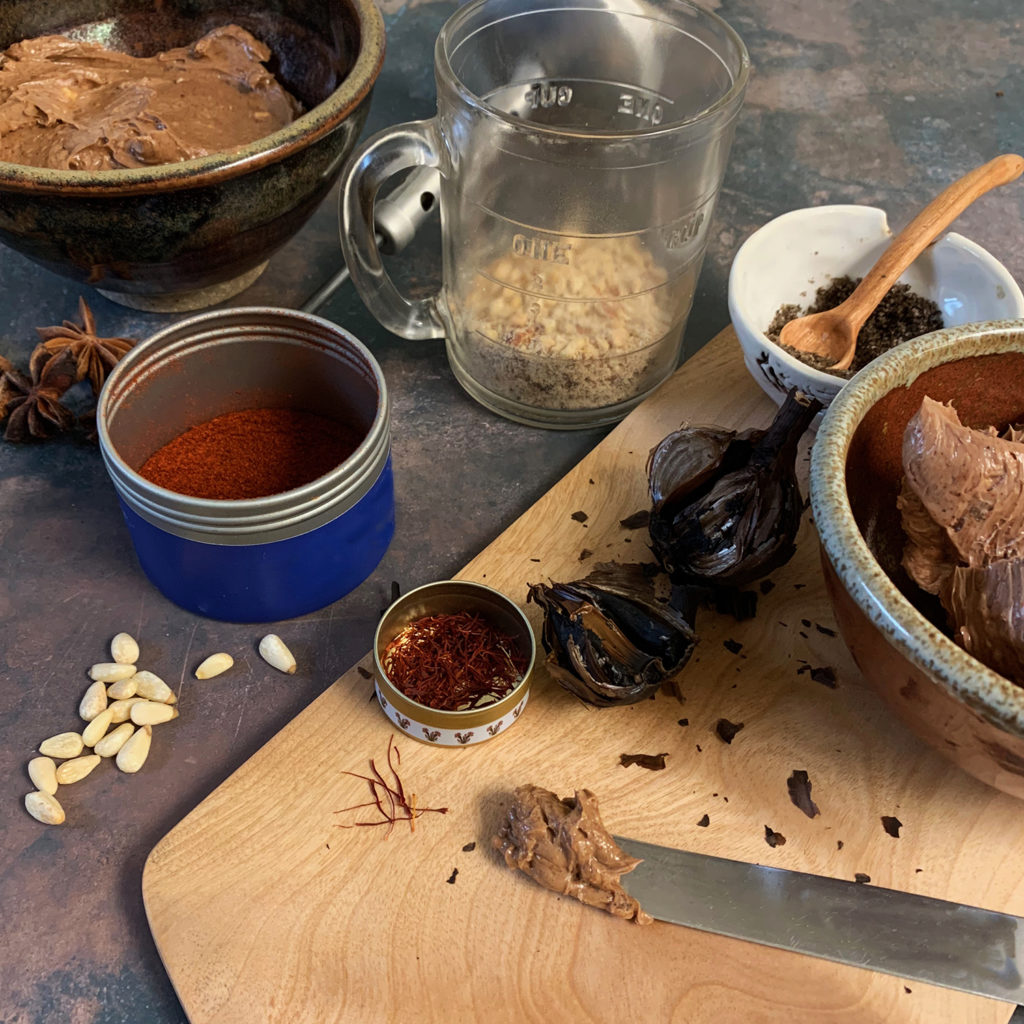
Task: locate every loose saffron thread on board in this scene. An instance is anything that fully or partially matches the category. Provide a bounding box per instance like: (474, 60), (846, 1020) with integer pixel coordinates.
(382, 610), (527, 710)
(334, 735), (447, 838)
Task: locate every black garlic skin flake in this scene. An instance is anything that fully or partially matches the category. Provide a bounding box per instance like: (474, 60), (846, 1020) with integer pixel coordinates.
(787, 769), (820, 819)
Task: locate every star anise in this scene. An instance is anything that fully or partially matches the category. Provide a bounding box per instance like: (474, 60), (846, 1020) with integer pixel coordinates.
(0, 346), (77, 442)
(36, 297), (135, 396)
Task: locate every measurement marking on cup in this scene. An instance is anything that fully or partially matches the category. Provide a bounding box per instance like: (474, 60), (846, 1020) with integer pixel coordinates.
(617, 91), (664, 125)
(525, 81), (574, 110)
(660, 211), (706, 249)
(512, 234), (572, 264)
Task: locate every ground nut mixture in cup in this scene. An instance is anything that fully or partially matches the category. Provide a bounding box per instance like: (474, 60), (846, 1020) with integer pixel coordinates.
(452, 235), (693, 413)
(341, 0), (748, 428)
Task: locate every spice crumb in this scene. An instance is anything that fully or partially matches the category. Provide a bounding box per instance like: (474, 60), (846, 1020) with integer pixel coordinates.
(571, 510), (589, 523)
(764, 825), (786, 848)
(697, 813), (710, 827)
(446, 868), (459, 884)
(854, 872), (871, 884)
(462, 841), (476, 852)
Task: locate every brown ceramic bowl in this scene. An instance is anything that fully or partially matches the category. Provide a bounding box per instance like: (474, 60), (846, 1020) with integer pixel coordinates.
(809, 320), (1024, 799)
(0, 0), (384, 310)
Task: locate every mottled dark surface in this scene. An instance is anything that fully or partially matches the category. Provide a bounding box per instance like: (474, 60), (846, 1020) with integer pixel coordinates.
(2, 1), (1023, 1021)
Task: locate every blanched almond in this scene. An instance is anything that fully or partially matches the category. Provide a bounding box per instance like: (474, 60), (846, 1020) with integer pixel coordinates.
(110, 632), (140, 665)
(259, 634), (296, 674)
(39, 732), (84, 759)
(82, 707), (114, 748)
(131, 670), (173, 703)
(94, 722), (135, 758)
(88, 662), (136, 683)
(79, 680), (108, 721)
(108, 697), (146, 724)
(28, 756), (58, 795)
(116, 724), (152, 773)
(106, 676), (138, 700)
(130, 701), (177, 726)
(195, 653), (234, 679)
(55, 754), (101, 784)
(25, 790), (64, 825)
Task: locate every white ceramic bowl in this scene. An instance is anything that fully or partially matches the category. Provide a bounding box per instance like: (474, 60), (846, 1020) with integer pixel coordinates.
(728, 205), (1024, 409)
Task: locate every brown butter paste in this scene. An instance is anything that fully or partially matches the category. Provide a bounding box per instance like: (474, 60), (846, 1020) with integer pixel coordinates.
(492, 784), (652, 924)
(900, 396), (1024, 683)
(0, 24), (301, 170)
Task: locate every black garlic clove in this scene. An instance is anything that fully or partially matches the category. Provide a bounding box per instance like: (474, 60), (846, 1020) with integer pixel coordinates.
(647, 388), (821, 589)
(527, 562), (696, 707)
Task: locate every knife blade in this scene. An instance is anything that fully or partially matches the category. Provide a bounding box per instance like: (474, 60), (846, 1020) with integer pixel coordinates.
(615, 836), (1023, 1003)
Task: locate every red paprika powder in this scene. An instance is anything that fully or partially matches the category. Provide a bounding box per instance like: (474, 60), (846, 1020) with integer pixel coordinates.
(139, 407), (362, 500)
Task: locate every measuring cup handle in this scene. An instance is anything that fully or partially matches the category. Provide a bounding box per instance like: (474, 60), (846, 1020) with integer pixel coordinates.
(340, 120), (446, 340)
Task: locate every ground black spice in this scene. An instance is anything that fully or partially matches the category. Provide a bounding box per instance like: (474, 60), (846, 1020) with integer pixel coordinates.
(767, 275), (943, 377)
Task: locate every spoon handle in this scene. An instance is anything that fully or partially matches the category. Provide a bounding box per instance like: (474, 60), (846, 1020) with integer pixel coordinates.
(841, 153), (1024, 333)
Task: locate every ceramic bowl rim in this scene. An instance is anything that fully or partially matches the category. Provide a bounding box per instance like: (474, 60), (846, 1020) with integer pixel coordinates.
(728, 204), (1024, 398)
(0, 0), (386, 194)
(809, 318), (1024, 736)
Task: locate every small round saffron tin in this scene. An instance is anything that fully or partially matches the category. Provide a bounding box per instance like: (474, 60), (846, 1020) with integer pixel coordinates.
(373, 580), (536, 746)
(97, 307), (394, 622)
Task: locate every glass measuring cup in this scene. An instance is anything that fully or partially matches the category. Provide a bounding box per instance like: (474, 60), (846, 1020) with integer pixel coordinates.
(341, 0), (749, 429)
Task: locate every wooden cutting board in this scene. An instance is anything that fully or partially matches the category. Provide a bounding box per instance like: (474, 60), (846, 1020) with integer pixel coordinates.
(143, 328), (1024, 1024)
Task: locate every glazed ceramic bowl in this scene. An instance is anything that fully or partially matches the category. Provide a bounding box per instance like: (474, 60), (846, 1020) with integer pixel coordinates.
(0, 0), (385, 311)
(809, 320), (1024, 799)
(729, 205), (1024, 409)
(374, 581), (536, 747)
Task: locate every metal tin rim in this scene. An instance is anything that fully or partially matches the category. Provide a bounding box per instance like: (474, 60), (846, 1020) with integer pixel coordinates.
(373, 580), (536, 728)
(97, 307), (390, 543)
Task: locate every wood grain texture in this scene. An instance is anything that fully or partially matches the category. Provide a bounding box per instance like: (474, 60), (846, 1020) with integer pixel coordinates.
(143, 329), (1023, 1024)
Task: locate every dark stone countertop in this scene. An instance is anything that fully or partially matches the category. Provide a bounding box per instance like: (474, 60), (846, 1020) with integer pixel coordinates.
(1, 1), (1023, 1021)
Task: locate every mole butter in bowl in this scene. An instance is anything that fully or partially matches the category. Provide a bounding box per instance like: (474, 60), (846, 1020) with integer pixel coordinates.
(374, 581), (536, 746)
(97, 307), (393, 622)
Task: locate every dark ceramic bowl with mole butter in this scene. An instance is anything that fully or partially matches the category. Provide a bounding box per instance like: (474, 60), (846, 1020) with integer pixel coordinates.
(374, 581), (536, 747)
(97, 307), (394, 622)
(0, 0), (384, 311)
(810, 320), (1024, 800)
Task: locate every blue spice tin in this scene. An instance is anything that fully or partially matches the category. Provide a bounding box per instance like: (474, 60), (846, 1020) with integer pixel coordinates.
(97, 307), (394, 622)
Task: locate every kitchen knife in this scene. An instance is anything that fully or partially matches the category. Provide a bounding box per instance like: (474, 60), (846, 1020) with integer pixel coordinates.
(615, 836), (1023, 1003)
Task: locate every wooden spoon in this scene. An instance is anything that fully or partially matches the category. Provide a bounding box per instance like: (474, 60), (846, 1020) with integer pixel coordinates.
(777, 153), (1024, 372)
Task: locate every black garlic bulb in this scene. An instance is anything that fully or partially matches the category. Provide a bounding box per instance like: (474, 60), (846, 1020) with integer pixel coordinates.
(527, 562), (697, 707)
(647, 388), (821, 589)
